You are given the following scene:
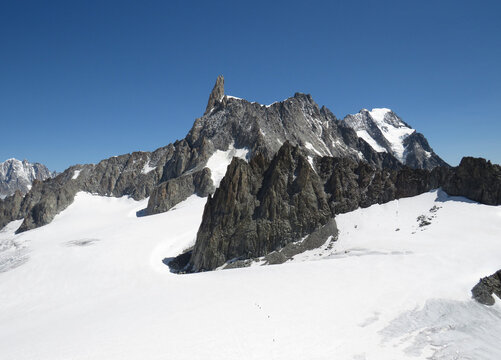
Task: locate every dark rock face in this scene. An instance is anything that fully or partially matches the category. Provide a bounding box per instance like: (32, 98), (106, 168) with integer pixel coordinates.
(189, 143), (332, 272)
(187, 143), (432, 272)
(146, 168), (214, 214)
(318, 157), (447, 214)
(472, 270), (501, 305)
(185, 142), (501, 272)
(0, 132), (215, 233)
(0, 190), (24, 230)
(205, 75), (225, 115)
(442, 157), (501, 205)
(403, 132), (449, 169)
(13, 146), (172, 233)
(189, 91), (403, 168)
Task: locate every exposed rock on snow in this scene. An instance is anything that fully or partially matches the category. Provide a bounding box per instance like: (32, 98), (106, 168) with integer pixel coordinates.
(146, 168), (214, 215)
(185, 142), (501, 272)
(442, 156), (501, 205)
(188, 142), (332, 272)
(472, 269), (501, 305)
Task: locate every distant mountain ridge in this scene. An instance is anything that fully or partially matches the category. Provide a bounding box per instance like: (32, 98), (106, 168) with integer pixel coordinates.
(344, 108), (448, 169)
(0, 159), (55, 199)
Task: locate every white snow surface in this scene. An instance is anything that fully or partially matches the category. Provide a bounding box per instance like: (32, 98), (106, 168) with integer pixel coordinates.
(72, 170), (81, 179)
(0, 190), (500, 359)
(356, 130), (388, 153)
(0, 158), (34, 183)
(304, 141), (323, 156)
(205, 143), (249, 187)
(368, 108), (415, 161)
(141, 161), (156, 174)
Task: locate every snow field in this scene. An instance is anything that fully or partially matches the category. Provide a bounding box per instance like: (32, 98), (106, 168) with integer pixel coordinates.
(0, 190), (500, 359)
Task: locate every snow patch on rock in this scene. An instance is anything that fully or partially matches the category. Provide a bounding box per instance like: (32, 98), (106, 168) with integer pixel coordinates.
(141, 161), (156, 174)
(72, 170), (81, 180)
(356, 130), (388, 153)
(206, 143), (249, 187)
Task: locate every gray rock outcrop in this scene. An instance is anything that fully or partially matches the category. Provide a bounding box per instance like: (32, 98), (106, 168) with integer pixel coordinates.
(184, 142), (501, 272)
(204, 75), (225, 115)
(190, 91), (402, 168)
(442, 157), (501, 205)
(146, 168), (214, 214)
(472, 270), (501, 305)
(189, 142), (332, 272)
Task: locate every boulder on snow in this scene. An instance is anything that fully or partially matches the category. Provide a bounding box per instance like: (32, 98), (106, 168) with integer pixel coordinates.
(472, 270), (501, 306)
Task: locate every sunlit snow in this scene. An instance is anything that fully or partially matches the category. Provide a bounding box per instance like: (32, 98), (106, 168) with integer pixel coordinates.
(205, 143), (249, 187)
(72, 170), (81, 179)
(141, 161), (156, 174)
(356, 129), (388, 153)
(0, 190), (500, 359)
(369, 108), (415, 161)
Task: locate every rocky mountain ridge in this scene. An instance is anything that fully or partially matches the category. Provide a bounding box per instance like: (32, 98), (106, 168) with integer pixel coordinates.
(181, 143), (501, 272)
(0, 76), (477, 238)
(0, 76), (404, 233)
(0, 159), (55, 199)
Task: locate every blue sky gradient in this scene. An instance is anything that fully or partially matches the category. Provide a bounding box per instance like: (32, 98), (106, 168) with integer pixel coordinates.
(1, 0), (500, 171)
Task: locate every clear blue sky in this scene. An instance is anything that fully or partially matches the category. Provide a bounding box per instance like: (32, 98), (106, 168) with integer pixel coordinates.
(1, 0), (500, 171)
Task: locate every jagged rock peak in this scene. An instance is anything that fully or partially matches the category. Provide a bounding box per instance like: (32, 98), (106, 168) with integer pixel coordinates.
(204, 75), (225, 115)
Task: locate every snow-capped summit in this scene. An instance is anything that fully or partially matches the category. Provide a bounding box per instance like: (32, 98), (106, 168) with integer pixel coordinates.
(0, 158), (55, 199)
(189, 77), (401, 171)
(344, 108), (448, 169)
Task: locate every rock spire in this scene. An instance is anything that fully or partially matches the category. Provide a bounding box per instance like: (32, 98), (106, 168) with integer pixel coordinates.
(204, 75), (224, 115)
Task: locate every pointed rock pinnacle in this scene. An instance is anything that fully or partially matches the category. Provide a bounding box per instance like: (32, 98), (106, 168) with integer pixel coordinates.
(204, 75), (225, 115)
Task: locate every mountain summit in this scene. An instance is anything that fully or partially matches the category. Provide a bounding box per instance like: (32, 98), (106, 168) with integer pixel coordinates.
(344, 108), (447, 169)
(204, 75), (225, 115)
(0, 159), (54, 199)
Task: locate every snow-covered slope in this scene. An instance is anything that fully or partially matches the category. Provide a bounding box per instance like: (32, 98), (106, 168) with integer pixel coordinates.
(344, 108), (415, 161)
(0, 158), (54, 198)
(344, 109), (447, 169)
(0, 189), (500, 359)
